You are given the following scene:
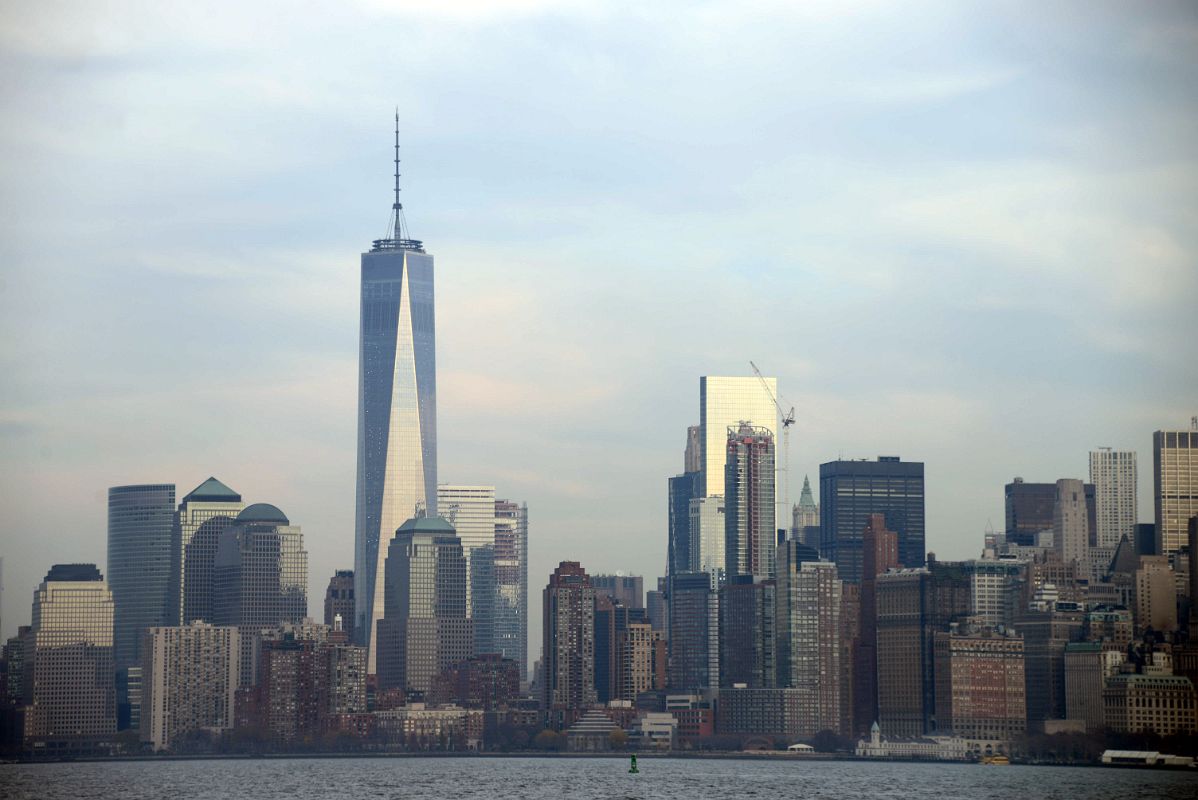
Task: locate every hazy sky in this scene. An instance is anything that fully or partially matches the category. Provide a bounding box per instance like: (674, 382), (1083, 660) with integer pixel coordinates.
(2, 2), (1196, 656)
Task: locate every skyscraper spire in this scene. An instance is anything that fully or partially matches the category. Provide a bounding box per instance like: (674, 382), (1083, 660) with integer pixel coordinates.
(393, 108), (403, 241)
(373, 111), (423, 253)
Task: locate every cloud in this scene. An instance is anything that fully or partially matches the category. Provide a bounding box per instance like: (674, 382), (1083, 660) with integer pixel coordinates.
(1, 1), (1196, 659)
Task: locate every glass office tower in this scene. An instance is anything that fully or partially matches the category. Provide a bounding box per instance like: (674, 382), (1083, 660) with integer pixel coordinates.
(437, 485), (497, 628)
(699, 376), (776, 498)
(820, 456), (925, 583)
(213, 503), (308, 687)
(172, 477), (243, 625)
(355, 129), (438, 673)
(375, 516), (469, 694)
(107, 484), (175, 670)
(494, 499), (529, 676)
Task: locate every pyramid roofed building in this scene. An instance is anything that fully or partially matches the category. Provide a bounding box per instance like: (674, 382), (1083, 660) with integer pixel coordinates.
(184, 477), (243, 503)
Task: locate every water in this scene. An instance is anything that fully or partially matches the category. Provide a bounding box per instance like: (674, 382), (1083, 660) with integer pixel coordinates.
(0, 756), (1194, 800)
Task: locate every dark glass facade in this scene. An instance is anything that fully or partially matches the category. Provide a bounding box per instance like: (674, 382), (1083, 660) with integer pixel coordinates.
(668, 471), (700, 577)
(667, 572), (718, 691)
(820, 457), (925, 583)
(107, 484), (175, 670)
(718, 576), (776, 689)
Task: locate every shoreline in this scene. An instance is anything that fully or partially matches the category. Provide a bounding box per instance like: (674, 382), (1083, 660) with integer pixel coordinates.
(2, 750), (1149, 768)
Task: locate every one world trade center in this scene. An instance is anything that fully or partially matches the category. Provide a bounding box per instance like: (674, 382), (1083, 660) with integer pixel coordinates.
(355, 117), (437, 673)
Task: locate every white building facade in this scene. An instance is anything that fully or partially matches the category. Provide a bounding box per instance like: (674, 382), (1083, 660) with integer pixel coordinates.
(141, 621), (240, 751)
(1089, 448), (1137, 549)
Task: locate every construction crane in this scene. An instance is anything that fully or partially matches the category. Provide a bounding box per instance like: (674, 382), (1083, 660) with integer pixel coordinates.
(750, 361), (796, 533)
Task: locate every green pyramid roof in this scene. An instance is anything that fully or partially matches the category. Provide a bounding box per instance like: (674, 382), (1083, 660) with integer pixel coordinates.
(184, 476), (242, 503)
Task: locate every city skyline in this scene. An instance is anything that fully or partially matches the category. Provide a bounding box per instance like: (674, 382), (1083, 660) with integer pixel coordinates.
(2, 0), (1196, 667)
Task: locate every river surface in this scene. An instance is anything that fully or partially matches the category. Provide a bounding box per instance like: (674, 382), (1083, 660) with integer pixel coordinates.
(0, 756), (1194, 799)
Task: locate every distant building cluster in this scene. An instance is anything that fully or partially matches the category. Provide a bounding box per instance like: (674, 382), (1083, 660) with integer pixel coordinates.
(1, 141), (1195, 762)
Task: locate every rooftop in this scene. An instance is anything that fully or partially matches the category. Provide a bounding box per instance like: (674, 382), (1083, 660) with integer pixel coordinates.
(184, 476), (242, 503)
(237, 503), (290, 525)
(396, 515), (456, 534)
(45, 563), (102, 583)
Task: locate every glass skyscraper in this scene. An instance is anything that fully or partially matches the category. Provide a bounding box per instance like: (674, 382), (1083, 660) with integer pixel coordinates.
(107, 484), (175, 670)
(213, 503), (308, 687)
(437, 484), (497, 643)
(698, 376), (776, 499)
(172, 477), (243, 625)
(355, 129), (438, 673)
(375, 516), (470, 693)
(820, 456), (925, 583)
(494, 499), (529, 676)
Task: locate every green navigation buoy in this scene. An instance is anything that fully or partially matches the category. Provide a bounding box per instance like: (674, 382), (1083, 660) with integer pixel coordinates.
(629, 753), (639, 774)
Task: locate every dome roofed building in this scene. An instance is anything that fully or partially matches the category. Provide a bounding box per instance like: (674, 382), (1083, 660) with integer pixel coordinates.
(236, 503), (290, 525)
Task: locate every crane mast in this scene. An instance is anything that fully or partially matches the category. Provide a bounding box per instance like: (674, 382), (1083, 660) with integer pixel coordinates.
(750, 361), (795, 536)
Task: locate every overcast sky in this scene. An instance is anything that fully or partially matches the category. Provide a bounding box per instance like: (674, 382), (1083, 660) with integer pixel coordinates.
(1, 2), (1196, 657)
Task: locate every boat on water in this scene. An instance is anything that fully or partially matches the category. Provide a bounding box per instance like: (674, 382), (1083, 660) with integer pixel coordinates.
(980, 755), (1010, 765)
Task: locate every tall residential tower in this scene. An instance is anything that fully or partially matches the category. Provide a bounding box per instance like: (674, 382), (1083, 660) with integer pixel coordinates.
(355, 119), (438, 672)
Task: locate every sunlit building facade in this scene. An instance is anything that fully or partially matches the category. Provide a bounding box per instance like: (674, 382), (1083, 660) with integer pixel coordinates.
(699, 376), (776, 499)
(355, 183), (438, 673)
(23, 565), (116, 745)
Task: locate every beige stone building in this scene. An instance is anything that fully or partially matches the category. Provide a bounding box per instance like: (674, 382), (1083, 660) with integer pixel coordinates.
(1134, 556), (1177, 633)
(1103, 673), (1197, 736)
(23, 565), (116, 746)
(1153, 422), (1198, 557)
